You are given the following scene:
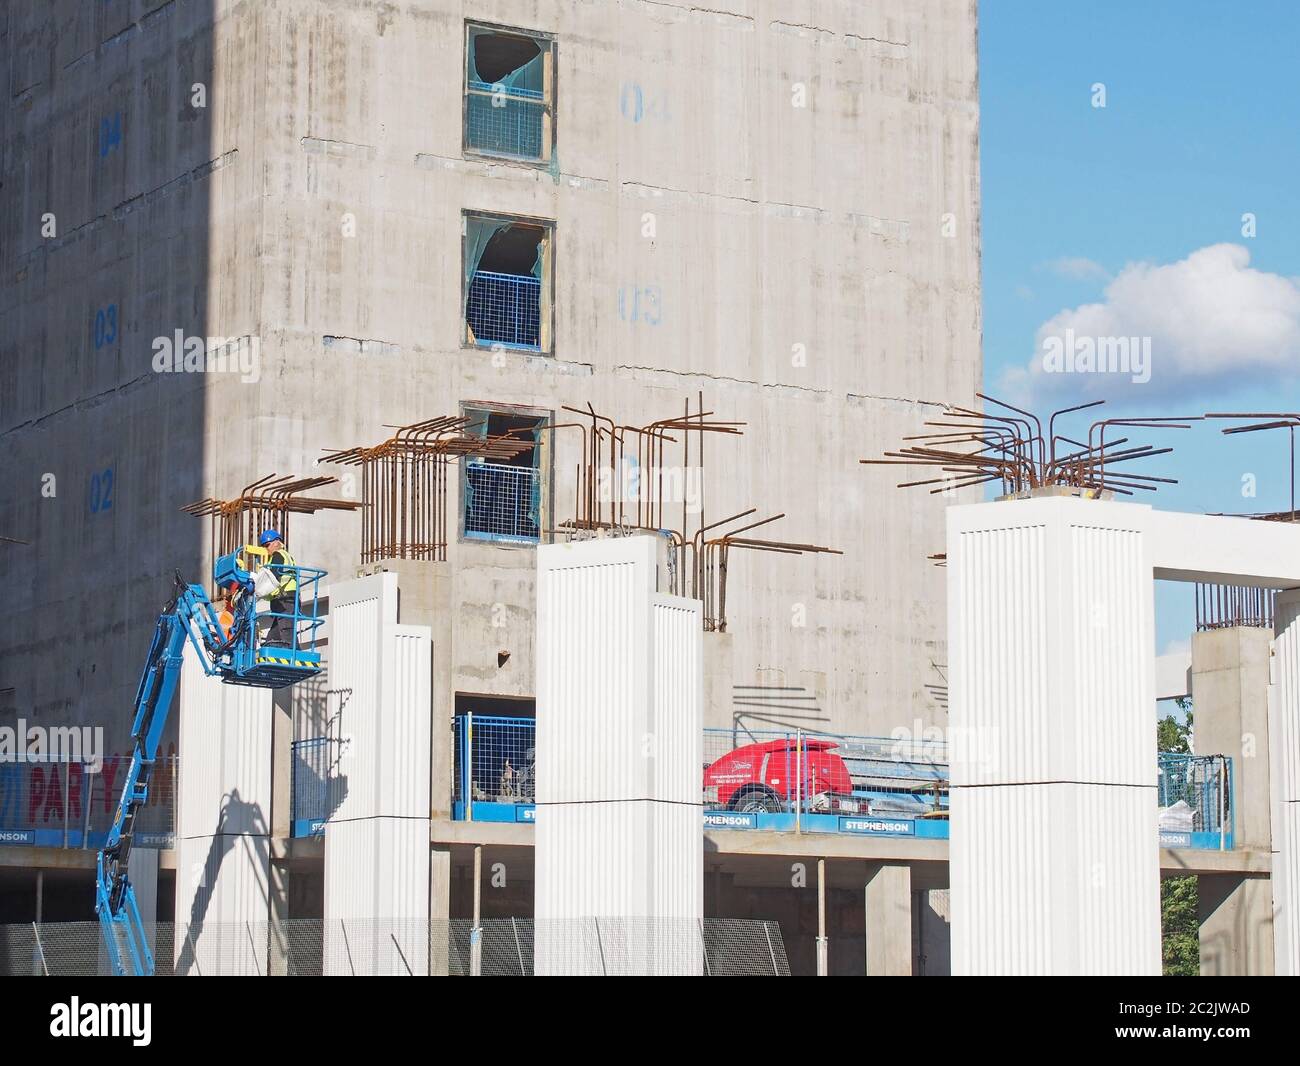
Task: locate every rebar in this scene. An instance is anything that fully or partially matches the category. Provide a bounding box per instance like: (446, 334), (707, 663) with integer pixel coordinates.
(321, 416), (533, 563)
(861, 394), (1195, 498)
(182, 474), (363, 559)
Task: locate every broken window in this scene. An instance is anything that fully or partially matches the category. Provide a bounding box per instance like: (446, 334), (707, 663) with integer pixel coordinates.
(462, 406), (549, 544)
(463, 213), (552, 352)
(464, 23), (555, 162)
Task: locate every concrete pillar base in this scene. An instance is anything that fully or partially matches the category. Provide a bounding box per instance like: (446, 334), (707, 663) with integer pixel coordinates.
(865, 862), (912, 975)
(1199, 873), (1274, 975)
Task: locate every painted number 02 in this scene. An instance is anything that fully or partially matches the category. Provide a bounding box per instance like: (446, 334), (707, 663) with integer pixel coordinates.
(89, 469), (114, 515)
(99, 112), (123, 158)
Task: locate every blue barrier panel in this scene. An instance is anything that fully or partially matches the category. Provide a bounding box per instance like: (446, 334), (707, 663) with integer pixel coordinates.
(465, 81), (545, 160)
(466, 271), (541, 350)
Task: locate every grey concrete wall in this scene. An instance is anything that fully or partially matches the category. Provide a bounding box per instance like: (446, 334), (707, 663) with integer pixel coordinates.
(1199, 874), (1274, 976)
(864, 860), (912, 975)
(1191, 627), (1274, 975)
(2, 1), (980, 887)
(0, 0), (278, 782)
(1191, 627), (1272, 848)
(262, 0), (981, 756)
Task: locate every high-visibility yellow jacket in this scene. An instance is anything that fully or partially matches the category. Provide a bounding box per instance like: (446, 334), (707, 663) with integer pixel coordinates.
(268, 546), (297, 596)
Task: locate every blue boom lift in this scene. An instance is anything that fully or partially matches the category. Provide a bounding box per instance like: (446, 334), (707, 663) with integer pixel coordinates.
(96, 546), (325, 975)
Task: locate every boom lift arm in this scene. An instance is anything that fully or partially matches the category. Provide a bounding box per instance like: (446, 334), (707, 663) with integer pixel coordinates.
(96, 551), (323, 976)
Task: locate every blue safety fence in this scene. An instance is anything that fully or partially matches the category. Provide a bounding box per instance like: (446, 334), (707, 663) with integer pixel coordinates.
(452, 715), (536, 824)
(1158, 752), (1234, 850)
(450, 718), (1237, 850)
(290, 737), (344, 838)
(702, 728), (950, 838)
(464, 461), (539, 542)
(0, 756), (177, 850)
(465, 80), (546, 160)
(466, 270), (541, 350)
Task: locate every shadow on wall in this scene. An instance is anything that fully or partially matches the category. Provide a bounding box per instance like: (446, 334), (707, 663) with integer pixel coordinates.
(0, 4), (219, 770)
(174, 789), (269, 976)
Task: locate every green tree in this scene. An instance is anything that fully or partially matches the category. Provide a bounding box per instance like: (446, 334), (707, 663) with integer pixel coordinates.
(1161, 876), (1199, 976)
(1159, 695), (1198, 976)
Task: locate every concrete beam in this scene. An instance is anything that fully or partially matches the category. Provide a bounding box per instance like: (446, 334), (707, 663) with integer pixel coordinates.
(1155, 650), (1192, 701)
(1147, 508), (1300, 586)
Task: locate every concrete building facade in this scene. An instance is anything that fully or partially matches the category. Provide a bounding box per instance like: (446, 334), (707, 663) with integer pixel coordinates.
(1, 0), (981, 972)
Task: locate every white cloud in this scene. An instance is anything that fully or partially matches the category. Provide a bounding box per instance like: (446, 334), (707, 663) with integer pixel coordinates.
(1006, 244), (1300, 400)
(1041, 256), (1109, 282)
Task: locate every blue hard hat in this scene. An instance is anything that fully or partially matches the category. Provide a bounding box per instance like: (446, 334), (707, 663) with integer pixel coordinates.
(258, 529), (283, 547)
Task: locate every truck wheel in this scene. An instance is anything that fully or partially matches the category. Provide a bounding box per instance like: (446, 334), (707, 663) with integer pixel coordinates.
(733, 788), (782, 814)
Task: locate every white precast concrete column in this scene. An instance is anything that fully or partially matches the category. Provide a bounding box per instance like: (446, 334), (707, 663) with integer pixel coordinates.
(174, 659), (274, 976)
(948, 497), (1160, 975)
(1271, 590), (1300, 976)
(323, 572), (432, 976)
(535, 537), (703, 975)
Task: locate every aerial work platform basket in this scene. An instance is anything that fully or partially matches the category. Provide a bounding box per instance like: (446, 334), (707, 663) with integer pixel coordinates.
(212, 546), (325, 689)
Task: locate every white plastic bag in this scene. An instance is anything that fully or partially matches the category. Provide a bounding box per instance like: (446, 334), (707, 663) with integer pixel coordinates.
(253, 566), (282, 601)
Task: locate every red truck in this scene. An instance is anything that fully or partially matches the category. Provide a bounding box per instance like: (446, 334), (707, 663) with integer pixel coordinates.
(702, 737), (866, 815)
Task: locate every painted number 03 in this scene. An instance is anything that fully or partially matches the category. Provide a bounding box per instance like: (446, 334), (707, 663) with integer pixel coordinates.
(94, 305), (118, 349)
(618, 286), (662, 325)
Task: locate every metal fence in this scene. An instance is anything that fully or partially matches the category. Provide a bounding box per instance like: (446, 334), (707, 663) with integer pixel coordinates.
(1158, 752), (1234, 849)
(702, 728), (949, 820)
(464, 461), (539, 542)
(453, 714), (535, 821)
(466, 270), (541, 349)
(290, 738), (344, 837)
(1195, 582), (1275, 630)
(0, 756), (177, 849)
(465, 80), (546, 159)
(1, 917), (789, 976)
(449, 718), (1235, 851)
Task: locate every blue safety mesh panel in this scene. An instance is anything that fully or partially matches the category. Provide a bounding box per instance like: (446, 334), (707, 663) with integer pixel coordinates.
(466, 81), (545, 159)
(464, 461), (539, 542)
(466, 270), (541, 349)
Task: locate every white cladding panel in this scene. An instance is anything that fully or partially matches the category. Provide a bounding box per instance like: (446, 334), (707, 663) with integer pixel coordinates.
(951, 782), (1159, 975)
(536, 538), (702, 975)
(948, 502), (1152, 787)
(174, 659), (273, 975)
(323, 817), (431, 975)
(651, 596), (704, 805)
(537, 537), (653, 806)
(322, 573), (431, 967)
(328, 572), (393, 823)
(948, 498), (1160, 976)
(1271, 590), (1300, 975)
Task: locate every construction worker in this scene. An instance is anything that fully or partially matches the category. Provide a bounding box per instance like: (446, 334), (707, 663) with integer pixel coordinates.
(258, 529), (298, 648)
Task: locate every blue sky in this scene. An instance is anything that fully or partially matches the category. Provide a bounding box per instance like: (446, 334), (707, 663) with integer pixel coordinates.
(980, 0), (1300, 653)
